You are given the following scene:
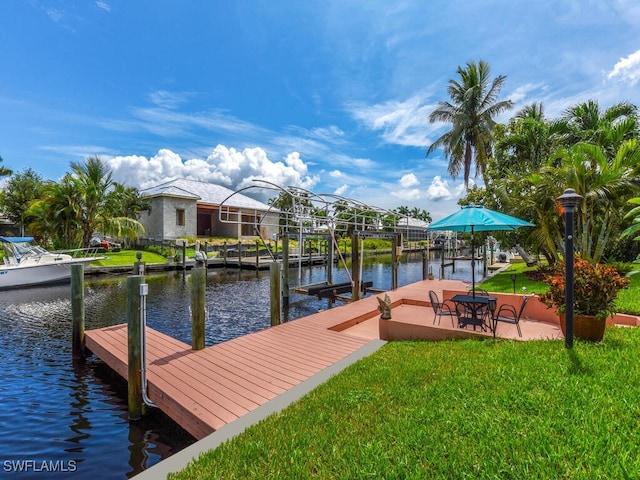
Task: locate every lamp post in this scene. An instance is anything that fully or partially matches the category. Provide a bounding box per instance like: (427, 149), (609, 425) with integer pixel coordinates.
(557, 188), (583, 349)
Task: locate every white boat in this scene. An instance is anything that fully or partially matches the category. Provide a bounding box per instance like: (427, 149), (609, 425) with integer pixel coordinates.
(0, 236), (104, 289)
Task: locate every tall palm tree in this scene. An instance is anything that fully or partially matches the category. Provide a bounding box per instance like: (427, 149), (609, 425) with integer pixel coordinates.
(26, 176), (84, 249)
(106, 183), (151, 219)
(427, 60), (514, 188)
(0, 156), (12, 177)
(71, 156), (114, 247)
(561, 100), (638, 157)
(494, 102), (566, 173)
(518, 138), (640, 263)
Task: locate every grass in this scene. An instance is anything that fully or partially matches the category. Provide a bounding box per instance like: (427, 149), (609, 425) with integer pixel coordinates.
(614, 273), (640, 315)
(89, 249), (168, 266)
(479, 262), (548, 295)
(169, 328), (640, 479)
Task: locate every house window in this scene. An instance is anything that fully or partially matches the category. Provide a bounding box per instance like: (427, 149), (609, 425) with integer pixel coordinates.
(176, 209), (185, 226)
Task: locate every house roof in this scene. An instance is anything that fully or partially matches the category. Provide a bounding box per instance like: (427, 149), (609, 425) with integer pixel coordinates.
(398, 217), (429, 229)
(140, 178), (274, 211)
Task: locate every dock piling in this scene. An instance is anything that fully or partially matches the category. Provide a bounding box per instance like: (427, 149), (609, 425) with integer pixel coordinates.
(71, 264), (85, 361)
(191, 266), (206, 350)
(282, 234), (290, 306)
(422, 249), (428, 280)
(134, 251), (145, 275)
(270, 262), (281, 326)
(127, 275), (145, 420)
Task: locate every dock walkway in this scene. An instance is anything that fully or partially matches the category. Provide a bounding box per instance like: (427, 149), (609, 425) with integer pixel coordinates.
(85, 298), (379, 440)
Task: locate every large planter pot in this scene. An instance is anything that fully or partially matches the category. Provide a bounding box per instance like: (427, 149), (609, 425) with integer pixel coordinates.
(559, 313), (607, 342)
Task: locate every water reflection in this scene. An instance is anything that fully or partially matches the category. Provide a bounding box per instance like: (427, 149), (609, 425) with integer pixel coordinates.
(0, 253), (484, 478)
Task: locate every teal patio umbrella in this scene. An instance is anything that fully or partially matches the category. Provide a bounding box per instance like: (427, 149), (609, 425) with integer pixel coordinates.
(427, 205), (534, 296)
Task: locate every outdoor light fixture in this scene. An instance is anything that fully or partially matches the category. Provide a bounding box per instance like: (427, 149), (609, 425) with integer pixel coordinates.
(511, 273), (517, 294)
(557, 188), (583, 349)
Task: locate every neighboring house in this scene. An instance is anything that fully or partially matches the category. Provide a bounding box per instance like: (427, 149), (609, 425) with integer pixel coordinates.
(0, 213), (19, 237)
(397, 217), (429, 242)
(139, 178), (279, 241)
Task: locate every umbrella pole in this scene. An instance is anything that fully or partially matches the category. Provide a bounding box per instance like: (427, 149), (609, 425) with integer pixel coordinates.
(471, 226), (475, 298)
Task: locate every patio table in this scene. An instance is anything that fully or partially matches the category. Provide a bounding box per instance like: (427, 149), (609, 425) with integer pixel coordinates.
(450, 294), (496, 333)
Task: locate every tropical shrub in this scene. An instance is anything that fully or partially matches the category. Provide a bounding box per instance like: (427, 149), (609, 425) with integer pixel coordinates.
(539, 255), (630, 319)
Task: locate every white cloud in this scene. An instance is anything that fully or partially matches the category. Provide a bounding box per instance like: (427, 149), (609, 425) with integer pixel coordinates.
(329, 170), (343, 178)
(399, 173), (419, 188)
(391, 188), (421, 201)
(306, 125), (346, 143)
(607, 49), (640, 86)
(352, 158), (376, 169)
(348, 94), (434, 147)
(147, 90), (192, 110)
(425, 176), (453, 202)
(334, 184), (349, 196)
(103, 145), (319, 193)
(45, 8), (64, 23)
(96, 1), (111, 12)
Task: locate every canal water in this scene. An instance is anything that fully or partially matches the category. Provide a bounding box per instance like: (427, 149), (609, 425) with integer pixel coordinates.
(0, 252), (484, 479)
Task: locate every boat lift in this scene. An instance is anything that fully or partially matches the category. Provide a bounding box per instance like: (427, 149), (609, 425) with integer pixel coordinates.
(217, 180), (416, 305)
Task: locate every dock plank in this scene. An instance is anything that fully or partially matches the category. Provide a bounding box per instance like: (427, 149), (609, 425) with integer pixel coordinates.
(85, 314), (372, 439)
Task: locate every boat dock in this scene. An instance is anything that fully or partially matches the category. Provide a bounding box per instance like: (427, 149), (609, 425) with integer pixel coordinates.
(87, 279), (552, 439)
(85, 299), (378, 440)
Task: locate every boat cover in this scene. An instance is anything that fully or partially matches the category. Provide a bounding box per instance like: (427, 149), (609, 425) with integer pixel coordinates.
(0, 237), (35, 243)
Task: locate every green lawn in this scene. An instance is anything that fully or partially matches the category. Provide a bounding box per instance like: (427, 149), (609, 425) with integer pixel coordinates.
(479, 262), (549, 295)
(89, 249), (168, 266)
(170, 328), (640, 479)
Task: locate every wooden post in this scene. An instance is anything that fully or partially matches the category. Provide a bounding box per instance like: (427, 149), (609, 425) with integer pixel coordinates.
(391, 234), (399, 290)
(71, 264), (85, 361)
(352, 232), (360, 301)
(237, 241), (242, 269)
(440, 249), (445, 279)
(223, 241), (228, 267)
(191, 267), (206, 350)
(327, 239), (334, 285)
(134, 260), (145, 276)
(282, 234), (290, 306)
(127, 275), (145, 420)
(422, 249), (428, 280)
(255, 239), (260, 269)
(181, 242), (186, 270)
(270, 262), (281, 326)
(204, 241), (209, 268)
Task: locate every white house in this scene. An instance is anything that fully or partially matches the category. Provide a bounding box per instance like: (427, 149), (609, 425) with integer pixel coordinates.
(139, 178), (279, 241)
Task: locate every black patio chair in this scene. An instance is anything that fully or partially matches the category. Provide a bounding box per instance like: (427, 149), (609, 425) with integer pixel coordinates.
(492, 295), (530, 337)
(429, 290), (457, 327)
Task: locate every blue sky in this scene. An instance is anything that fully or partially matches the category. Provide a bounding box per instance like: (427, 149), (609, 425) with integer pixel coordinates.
(2, 1), (640, 219)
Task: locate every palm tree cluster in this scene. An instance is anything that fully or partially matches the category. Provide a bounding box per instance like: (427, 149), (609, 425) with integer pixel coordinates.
(429, 61), (640, 264)
(1, 157), (149, 249)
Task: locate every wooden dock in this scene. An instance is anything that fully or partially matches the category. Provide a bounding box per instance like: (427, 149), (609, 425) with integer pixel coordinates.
(85, 313), (373, 439)
(86, 278), (518, 442)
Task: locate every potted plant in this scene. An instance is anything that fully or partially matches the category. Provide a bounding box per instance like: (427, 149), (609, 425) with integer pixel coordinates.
(539, 255), (630, 341)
